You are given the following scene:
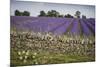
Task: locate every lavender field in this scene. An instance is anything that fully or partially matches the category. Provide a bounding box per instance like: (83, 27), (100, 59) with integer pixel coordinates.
(10, 16), (95, 66)
(11, 16), (95, 36)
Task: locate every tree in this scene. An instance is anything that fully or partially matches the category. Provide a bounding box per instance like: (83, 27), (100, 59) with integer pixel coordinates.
(15, 10), (30, 16)
(38, 11), (46, 17)
(58, 15), (64, 18)
(15, 10), (21, 16)
(47, 11), (52, 17)
(51, 10), (59, 17)
(64, 14), (73, 18)
(47, 10), (59, 17)
(75, 11), (81, 18)
(82, 15), (86, 19)
(22, 11), (30, 16)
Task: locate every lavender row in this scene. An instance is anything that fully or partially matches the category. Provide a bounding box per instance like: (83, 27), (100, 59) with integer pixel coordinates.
(11, 16), (95, 36)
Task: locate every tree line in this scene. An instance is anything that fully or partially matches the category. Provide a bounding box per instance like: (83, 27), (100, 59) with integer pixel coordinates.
(38, 10), (86, 19)
(14, 10), (86, 19)
(15, 10), (30, 16)
(38, 10), (74, 18)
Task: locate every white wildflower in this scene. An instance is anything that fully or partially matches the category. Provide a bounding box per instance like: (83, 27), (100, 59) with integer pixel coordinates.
(22, 51), (25, 54)
(81, 39), (84, 44)
(26, 50), (29, 55)
(34, 52), (37, 55)
(25, 56), (28, 59)
(19, 56), (23, 60)
(32, 56), (35, 59)
(35, 62), (38, 64)
(18, 51), (21, 55)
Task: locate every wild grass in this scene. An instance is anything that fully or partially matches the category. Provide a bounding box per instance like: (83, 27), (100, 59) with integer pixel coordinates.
(10, 30), (95, 66)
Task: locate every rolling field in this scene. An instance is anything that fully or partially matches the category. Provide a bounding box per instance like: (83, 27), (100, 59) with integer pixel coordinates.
(11, 16), (95, 36)
(10, 16), (95, 66)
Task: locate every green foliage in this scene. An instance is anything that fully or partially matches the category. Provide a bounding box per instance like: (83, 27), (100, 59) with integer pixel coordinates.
(15, 10), (30, 16)
(38, 11), (46, 17)
(38, 10), (75, 18)
(22, 11), (30, 16)
(64, 14), (73, 18)
(48, 10), (59, 17)
(75, 11), (81, 18)
(58, 15), (64, 17)
(39, 10), (60, 17)
(15, 10), (21, 16)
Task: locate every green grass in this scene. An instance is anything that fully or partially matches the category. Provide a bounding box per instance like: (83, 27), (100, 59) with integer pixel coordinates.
(10, 49), (95, 66)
